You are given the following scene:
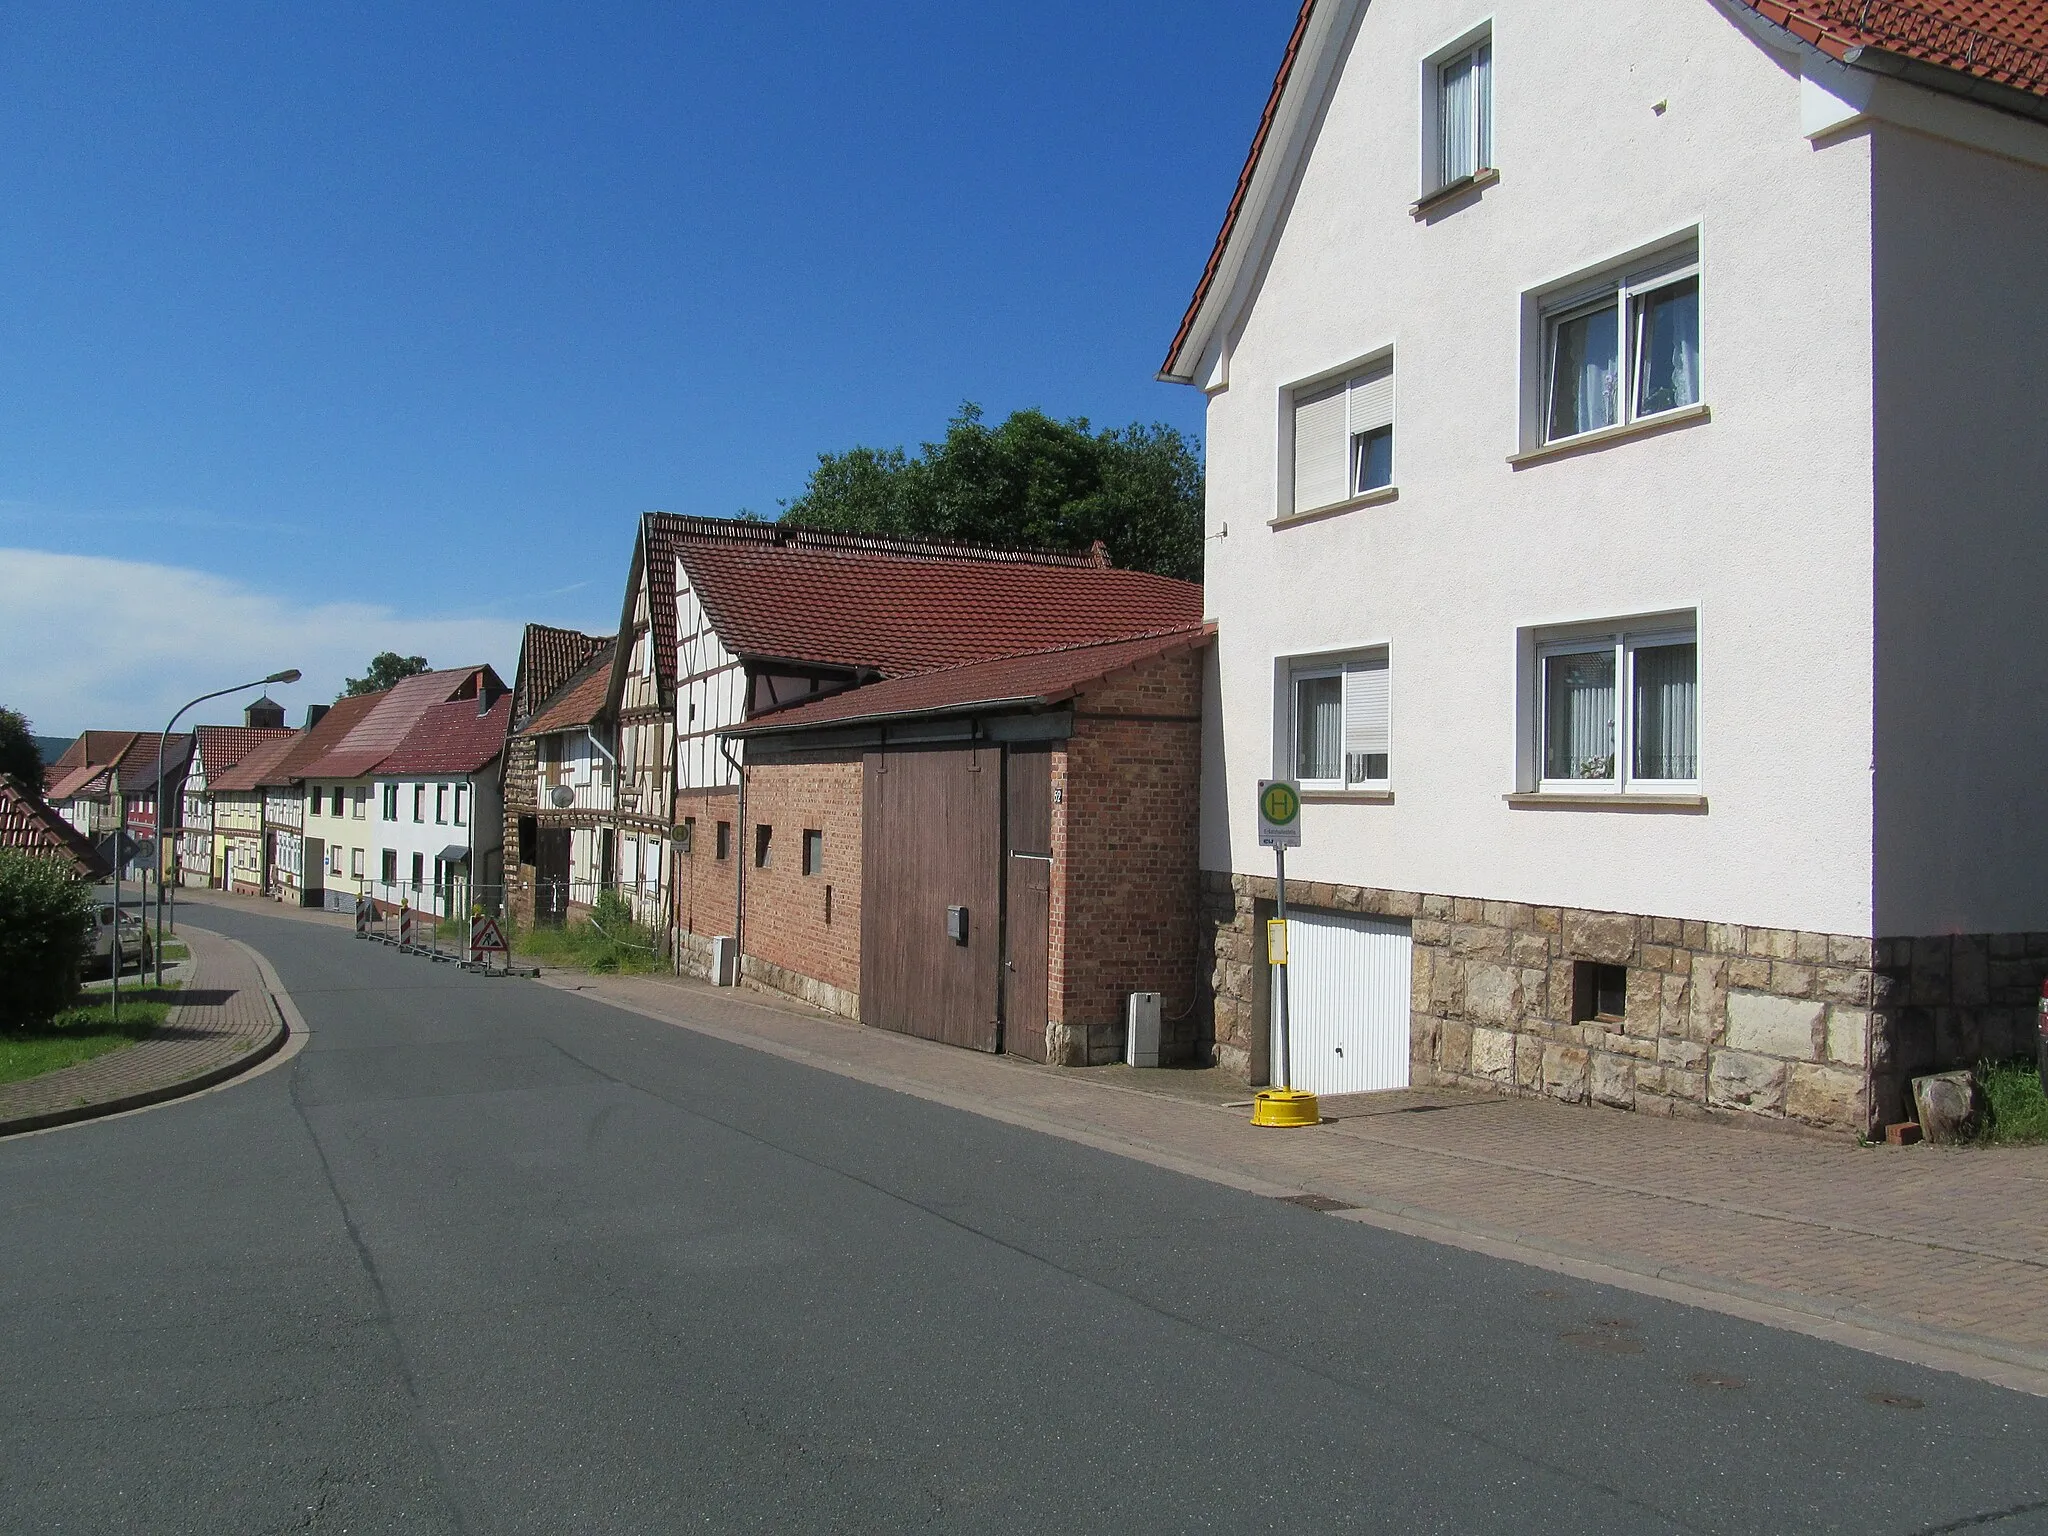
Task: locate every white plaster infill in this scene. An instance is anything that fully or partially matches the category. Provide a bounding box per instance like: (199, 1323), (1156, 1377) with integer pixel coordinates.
(1506, 403), (1712, 469)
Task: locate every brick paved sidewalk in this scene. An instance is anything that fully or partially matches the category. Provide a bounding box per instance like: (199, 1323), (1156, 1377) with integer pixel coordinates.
(0, 926), (285, 1137)
(556, 966), (2048, 1390)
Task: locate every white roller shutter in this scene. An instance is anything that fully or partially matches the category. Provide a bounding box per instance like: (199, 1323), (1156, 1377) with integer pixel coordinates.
(1342, 657), (1389, 766)
(1346, 365), (1394, 436)
(1291, 381), (1349, 515)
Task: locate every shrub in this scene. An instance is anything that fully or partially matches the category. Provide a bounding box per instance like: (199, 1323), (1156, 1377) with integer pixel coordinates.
(0, 848), (93, 1026)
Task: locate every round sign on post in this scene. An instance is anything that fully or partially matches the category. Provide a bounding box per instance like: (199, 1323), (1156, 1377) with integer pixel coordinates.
(1257, 779), (1301, 849)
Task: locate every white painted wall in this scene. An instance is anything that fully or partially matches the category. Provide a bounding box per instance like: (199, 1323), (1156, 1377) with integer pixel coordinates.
(372, 770), (505, 913)
(1202, 0), (1882, 935)
(676, 569), (742, 791)
(1870, 125), (2048, 936)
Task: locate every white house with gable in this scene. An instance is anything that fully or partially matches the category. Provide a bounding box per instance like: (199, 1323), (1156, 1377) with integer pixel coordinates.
(1167, 0), (2048, 1137)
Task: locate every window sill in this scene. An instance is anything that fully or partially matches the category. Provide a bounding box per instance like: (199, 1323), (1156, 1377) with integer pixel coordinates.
(1508, 403), (1710, 468)
(1411, 167), (1498, 219)
(1300, 788), (1394, 804)
(1269, 485), (1399, 529)
(1503, 791), (1707, 812)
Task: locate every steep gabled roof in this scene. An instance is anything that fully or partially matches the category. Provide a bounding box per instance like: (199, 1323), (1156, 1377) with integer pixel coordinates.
(193, 725), (296, 784)
(208, 732), (303, 794)
(668, 539), (1202, 678)
(375, 694), (513, 777)
(1161, 0), (2048, 383)
(253, 693), (382, 788)
(519, 643), (618, 737)
(298, 667), (504, 781)
(726, 627), (1214, 737)
(511, 623), (611, 729)
(0, 775), (110, 878)
(46, 759), (116, 803)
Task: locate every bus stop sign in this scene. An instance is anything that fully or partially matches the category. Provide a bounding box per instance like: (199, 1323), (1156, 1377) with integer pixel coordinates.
(1257, 779), (1301, 849)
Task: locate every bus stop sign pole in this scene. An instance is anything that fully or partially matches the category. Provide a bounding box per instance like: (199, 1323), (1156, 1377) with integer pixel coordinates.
(1252, 780), (1318, 1128)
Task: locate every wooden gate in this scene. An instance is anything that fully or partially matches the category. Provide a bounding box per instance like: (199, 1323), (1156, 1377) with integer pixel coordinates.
(860, 745), (1002, 1051)
(1002, 744), (1053, 1063)
(535, 827), (571, 927)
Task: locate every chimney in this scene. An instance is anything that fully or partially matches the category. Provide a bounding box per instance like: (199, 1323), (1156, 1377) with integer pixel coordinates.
(245, 696), (286, 730)
(304, 703), (330, 730)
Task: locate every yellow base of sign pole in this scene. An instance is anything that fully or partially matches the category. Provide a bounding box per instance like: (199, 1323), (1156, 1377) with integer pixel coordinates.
(1250, 1088), (1321, 1128)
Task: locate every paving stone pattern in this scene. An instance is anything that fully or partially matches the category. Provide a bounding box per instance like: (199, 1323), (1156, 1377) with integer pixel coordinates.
(0, 926), (280, 1133)
(574, 966), (2048, 1365)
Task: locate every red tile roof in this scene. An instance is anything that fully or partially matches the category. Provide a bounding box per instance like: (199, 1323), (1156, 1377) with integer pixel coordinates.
(519, 644), (617, 737)
(45, 731), (193, 802)
(728, 626), (1214, 736)
(375, 694), (513, 776)
(512, 624), (611, 729)
(193, 725), (296, 783)
(46, 760), (115, 803)
(640, 512), (1159, 693)
(208, 732), (304, 794)
(250, 693), (382, 788)
(672, 542), (1203, 678)
(1162, 0), (2048, 380)
(1738, 0), (2048, 97)
(298, 668), (503, 781)
(0, 775), (110, 878)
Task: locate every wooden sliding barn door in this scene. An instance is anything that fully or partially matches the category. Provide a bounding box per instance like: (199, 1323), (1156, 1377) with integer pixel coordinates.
(860, 745), (1003, 1052)
(1001, 744), (1053, 1064)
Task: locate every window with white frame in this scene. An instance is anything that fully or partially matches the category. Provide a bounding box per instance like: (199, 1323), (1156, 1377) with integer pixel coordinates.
(1430, 30), (1492, 191)
(1289, 360), (1394, 516)
(1535, 623), (1697, 792)
(1289, 652), (1391, 789)
(1540, 245), (1700, 444)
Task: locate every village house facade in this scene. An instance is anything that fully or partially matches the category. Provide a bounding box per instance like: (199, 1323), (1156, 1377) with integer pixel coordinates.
(367, 689), (510, 917)
(1165, 0), (2048, 1135)
(510, 641), (618, 927)
(502, 624), (612, 929)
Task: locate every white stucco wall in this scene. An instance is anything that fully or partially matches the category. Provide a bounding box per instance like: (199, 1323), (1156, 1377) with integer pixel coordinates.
(373, 771), (505, 908)
(1201, 0), (1880, 935)
(1870, 125), (2048, 936)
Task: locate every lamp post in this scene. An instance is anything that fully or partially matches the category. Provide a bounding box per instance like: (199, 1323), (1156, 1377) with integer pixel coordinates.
(155, 669), (301, 985)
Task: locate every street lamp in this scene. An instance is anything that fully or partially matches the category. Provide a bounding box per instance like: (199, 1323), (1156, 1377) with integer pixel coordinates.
(153, 669), (301, 986)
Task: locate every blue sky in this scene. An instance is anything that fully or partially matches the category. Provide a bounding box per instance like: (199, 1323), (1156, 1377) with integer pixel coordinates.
(0, 1), (1296, 733)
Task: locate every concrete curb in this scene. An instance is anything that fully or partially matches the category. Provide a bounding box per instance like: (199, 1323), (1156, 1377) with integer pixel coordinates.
(0, 931), (291, 1140)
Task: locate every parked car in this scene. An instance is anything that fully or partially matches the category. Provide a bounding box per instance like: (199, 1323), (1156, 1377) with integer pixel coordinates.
(86, 901), (152, 976)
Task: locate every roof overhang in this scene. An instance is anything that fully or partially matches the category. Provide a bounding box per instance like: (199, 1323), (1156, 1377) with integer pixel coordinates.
(1159, 0), (1365, 386)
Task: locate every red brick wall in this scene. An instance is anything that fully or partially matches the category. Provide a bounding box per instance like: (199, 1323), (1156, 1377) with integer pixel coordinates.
(674, 786), (740, 942)
(1050, 648), (1206, 1062)
(741, 754), (863, 1000)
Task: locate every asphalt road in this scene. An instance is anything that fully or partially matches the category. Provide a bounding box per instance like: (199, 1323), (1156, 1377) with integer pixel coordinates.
(4, 904), (2047, 1534)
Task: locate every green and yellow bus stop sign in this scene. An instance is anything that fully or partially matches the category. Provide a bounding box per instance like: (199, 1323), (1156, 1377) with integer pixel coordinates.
(1257, 779), (1301, 849)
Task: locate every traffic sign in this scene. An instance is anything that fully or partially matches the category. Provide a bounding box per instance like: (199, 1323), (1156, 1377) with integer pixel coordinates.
(1257, 779), (1301, 849)
(470, 915), (509, 955)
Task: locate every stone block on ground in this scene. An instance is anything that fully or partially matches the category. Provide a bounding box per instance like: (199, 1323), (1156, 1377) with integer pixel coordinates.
(1912, 1070), (1976, 1145)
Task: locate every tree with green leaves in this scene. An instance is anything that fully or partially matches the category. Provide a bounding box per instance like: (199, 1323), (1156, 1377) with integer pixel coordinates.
(342, 653), (431, 699)
(0, 708), (43, 801)
(779, 404), (1204, 582)
(0, 847), (91, 1025)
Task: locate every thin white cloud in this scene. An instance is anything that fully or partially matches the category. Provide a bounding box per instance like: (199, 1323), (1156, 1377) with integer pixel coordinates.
(0, 549), (521, 737)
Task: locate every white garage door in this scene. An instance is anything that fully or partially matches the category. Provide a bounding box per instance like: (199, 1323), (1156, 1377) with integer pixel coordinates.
(1284, 910), (1413, 1097)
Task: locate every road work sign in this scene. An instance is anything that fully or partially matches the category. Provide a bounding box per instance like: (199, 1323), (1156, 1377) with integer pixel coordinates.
(470, 916), (509, 955)
(1257, 779), (1301, 849)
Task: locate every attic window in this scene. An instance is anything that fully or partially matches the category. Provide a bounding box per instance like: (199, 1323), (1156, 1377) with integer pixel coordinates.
(1429, 30), (1492, 193)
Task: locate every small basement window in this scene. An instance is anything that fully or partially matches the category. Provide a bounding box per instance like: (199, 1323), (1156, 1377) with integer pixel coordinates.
(1574, 962), (1628, 1026)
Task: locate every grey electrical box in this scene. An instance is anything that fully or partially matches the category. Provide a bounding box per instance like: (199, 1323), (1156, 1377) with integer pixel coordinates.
(947, 905), (969, 943)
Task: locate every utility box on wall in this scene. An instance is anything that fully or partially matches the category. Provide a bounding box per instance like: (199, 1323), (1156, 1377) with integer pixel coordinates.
(1126, 991), (1162, 1068)
(711, 935), (738, 987)
(946, 905), (969, 944)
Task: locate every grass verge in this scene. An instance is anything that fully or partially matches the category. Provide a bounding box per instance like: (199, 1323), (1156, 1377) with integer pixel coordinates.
(0, 989), (180, 1087)
(1974, 1057), (2048, 1145)
(511, 895), (663, 975)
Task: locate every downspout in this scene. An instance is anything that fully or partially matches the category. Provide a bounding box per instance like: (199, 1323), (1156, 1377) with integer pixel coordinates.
(719, 730), (746, 975)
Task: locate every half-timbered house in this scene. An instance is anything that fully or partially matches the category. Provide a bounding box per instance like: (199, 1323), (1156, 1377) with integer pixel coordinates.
(502, 624), (611, 928)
